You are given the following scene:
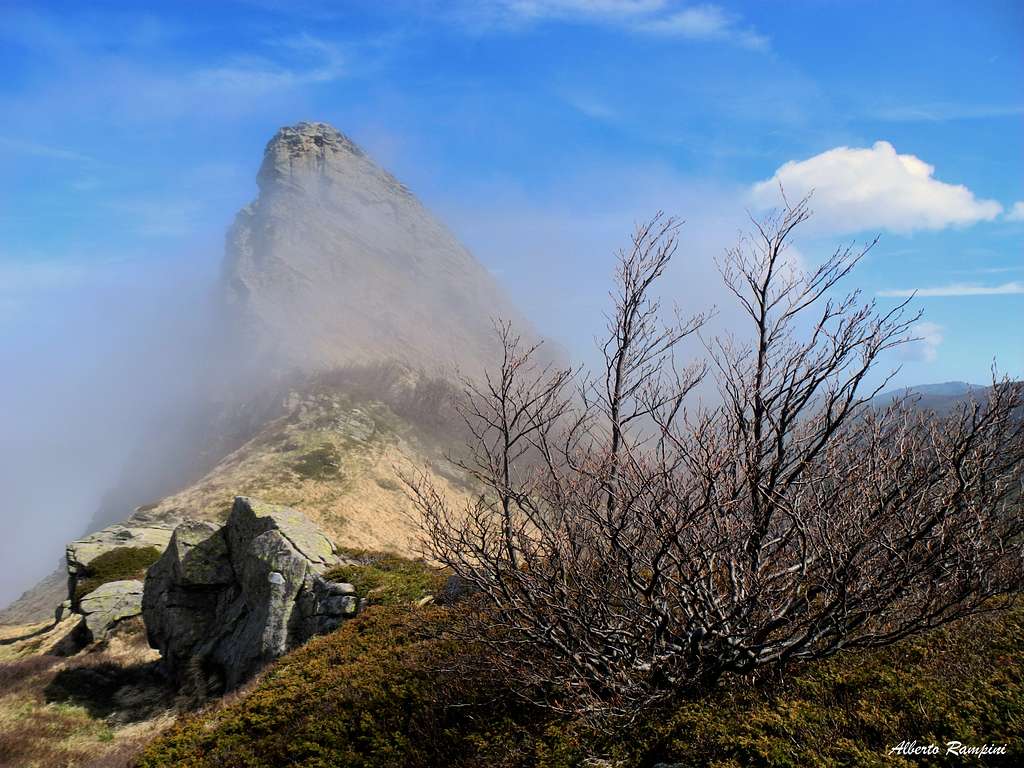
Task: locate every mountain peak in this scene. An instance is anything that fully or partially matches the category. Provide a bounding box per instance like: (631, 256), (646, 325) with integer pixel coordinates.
(223, 121), (532, 377)
(256, 121), (410, 197)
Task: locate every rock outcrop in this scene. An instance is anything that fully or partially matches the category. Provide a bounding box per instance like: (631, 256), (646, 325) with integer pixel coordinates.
(51, 521), (176, 640)
(143, 497), (360, 691)
(77, 580), (144, 642)
(66, 521), (176, 601)
(222, 121), (533, 377)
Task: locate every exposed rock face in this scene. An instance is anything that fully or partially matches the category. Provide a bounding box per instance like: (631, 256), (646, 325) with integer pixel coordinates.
(47, 521), (178, 639)
(77, 580), (144, 642)
(143, 497), (358, 691)
(222, 121), (531, 377)
(66, 522), (176, 596)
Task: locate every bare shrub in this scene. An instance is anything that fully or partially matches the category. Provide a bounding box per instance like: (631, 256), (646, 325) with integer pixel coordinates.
(405, 199), (1024, 720)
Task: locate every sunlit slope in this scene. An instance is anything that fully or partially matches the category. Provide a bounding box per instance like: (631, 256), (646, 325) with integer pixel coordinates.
(132, 373), (471, 555)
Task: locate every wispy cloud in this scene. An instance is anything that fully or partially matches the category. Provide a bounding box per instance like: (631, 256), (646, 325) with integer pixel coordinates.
(100, 196), (212, 238)
(503, 0), (667, 19)
(1006, 201), (1024, 222)
(872, 103), (1024, 123)
(949, 264), (1023, 276)
(0, 136), (97, 163)
(468, 1), (768, 49)
(751, 141), (1002, 234)
(636, 4), (768, 49)
(563, 92), (617, 120)
(878, 282), (1024, 298)
(191, 34), (345, 94)
(0, 12), (349, 124)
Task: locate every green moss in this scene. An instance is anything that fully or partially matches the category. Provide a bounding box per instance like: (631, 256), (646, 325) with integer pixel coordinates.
(323, 550), (445, 606)
(137, 607), (468, 768)
(291, 443), (342, 480)
(74, 546), (163, 601)
(138, 602), (1024, 768)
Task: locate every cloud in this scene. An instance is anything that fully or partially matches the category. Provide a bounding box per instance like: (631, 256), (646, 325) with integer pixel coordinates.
(193, 34), (345, 94)
(1006, 201), (1024, 222)
(0, 136), (97, 163)
(899, 321), (943, 362)
(102, 198), (204, 238)
(872, 103), (1024, 123)
(563, 92), (617, 120)
(637, 5), (768, 49)
(878, 282), (1024, 298)
(751, 141), (1003, 234)
(471, 1), (768, 49)
(0, 12), (349, 125)
(502, 0), (667, 18)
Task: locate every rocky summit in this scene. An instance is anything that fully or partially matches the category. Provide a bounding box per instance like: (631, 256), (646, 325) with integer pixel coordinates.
(222, 121), (529, 377)
(143, 496), (361, 692)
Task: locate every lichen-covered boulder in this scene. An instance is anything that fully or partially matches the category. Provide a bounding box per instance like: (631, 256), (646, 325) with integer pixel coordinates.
(78, 579), (144, 641)
(143, 497), (357, 691)
(66, 521), (175, 605)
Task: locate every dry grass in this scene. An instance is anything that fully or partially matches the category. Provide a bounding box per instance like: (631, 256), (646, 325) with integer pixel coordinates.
(0, 619), (175, 768)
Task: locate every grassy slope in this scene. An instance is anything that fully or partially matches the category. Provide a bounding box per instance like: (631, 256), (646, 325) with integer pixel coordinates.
(0, 618), (176, 768)
(139, 585), (1024, 768)
(138, 380), (472, 558)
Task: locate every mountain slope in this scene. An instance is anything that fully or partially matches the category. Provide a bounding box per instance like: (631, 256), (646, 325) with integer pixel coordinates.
(129, 367), (472, 554)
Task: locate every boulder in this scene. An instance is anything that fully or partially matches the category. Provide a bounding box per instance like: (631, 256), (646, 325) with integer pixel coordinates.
(66, 521), (176, 603)
(78, 579), (144, 642)
(143, 497), (357, 691)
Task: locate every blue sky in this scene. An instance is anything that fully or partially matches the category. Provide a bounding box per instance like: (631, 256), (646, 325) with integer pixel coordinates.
(1, 0), (1022, 381)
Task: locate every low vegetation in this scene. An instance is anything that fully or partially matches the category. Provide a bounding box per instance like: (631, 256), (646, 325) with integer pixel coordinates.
(74, 546), (163, 602)
(138, 599), (1023, 767)
(290, 443), (343, 481)
(324, 549), (446, 606)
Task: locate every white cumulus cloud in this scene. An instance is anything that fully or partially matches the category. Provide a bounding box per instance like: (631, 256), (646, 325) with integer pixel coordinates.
(1006, 201), (1024, 221)
(751, 141), (1003, 234)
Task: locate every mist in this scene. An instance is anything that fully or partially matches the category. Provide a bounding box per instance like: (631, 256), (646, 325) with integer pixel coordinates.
(0, 250), (222, 606)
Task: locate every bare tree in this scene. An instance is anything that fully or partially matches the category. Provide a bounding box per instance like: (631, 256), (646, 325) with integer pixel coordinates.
(405, 198), (1024, 720)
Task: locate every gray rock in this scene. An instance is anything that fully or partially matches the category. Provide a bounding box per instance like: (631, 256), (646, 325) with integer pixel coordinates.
(143, 496), (359, 691)
(65, 521), (176, 608)
(78, 579), (144, 641)
(66, 522), (176, 578)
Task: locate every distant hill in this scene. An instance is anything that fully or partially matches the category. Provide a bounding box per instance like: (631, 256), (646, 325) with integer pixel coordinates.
(869, 380), (988, 416)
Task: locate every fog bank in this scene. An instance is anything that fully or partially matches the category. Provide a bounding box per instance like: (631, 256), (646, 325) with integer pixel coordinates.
(0, 251), (220, 607)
